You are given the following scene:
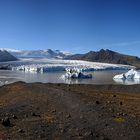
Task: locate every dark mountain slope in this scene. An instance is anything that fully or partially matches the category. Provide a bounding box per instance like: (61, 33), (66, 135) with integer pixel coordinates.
(65, 49), (140, 68)
(0, 50), (18, 62)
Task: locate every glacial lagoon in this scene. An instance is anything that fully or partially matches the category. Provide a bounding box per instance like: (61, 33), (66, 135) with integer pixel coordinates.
(0, 70), (140, 86)
(0, 59), (139, 86)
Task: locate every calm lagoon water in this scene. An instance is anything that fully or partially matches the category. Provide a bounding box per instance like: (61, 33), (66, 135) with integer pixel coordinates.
(0, 70), (140, 86)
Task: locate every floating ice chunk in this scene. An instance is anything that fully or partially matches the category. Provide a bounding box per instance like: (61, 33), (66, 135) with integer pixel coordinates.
(62, 68), (92, 79)
(113, 74), (126, 80)
(113, 69), (140, 80)
(125, 69), (136, 79)
(134, 71), (140, 79)
(114, 78), (140, 85)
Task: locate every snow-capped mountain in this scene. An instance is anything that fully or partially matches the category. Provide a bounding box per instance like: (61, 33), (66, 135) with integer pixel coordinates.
(0, 48), (71, 59)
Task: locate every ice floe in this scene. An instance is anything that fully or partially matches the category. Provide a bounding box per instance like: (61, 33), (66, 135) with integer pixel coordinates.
(113, 69), (140, 80)
(61, 68), (92, 79)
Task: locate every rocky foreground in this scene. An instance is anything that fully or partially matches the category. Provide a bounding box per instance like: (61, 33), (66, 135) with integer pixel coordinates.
(0, 82), (140, 140)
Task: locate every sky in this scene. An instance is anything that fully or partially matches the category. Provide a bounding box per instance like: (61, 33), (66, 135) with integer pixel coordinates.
(0, 0), (140, 56)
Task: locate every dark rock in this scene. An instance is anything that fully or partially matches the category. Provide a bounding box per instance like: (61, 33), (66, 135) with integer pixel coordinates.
(120, 101), (123, 105)
(52, 109), (56, 113)
(96, 101), (100, 104)
(12, 115), (17, 119)
(57, 83), (61, 86)
(2, 117), (11, 127)
(31, 112), (39, 117)
(18, 129), (24, 133)
(105, 124), (109, 127)
(113, 95), (117, 97)
(66, 114), (71, 118)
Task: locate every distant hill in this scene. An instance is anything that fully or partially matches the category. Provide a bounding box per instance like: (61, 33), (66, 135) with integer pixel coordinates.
(65, 49), (140, 68)
(0, 50), (18, 62)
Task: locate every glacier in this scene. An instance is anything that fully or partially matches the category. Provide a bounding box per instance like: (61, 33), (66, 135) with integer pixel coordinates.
(11, 59), (135, 73)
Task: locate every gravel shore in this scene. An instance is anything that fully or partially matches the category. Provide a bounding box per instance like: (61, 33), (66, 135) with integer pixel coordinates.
(0, 82), (140, 140)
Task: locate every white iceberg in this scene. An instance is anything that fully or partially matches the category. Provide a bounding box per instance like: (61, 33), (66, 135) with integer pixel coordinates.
(62, 68), (92, 79)
(113, 78), (140, 85)
(113, 74), (126, 80)
(113, 69), (140, 80)
(134, 71), (140, 79)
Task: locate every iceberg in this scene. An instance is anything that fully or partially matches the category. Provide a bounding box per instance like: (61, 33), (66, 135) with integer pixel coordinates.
(62, 68), (92, 79)
(113, 69), (140, 80)
(114, 78), (140, 85)
(113, 74), (126, 80)
(134, 71), (140, 79)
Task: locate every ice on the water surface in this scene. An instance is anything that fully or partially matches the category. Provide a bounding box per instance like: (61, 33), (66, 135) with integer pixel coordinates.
(113, 78), (140, 85)
(113, 69), (140, 80)
(61, 68), (92, 79)
(113, 74), (126, 80)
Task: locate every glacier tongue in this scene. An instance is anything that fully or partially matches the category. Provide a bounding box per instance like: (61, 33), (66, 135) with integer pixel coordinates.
(11, 59), (134, 73)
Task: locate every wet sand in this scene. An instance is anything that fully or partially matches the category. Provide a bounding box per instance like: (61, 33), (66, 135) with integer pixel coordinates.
(0, 82), (140, 140)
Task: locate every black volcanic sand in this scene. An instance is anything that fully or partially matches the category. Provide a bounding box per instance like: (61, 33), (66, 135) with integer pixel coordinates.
(0, 82), (140, 140)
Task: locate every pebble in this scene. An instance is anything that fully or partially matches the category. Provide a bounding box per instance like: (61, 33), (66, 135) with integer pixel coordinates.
(31, 112), (36, 116)
(38, 135), (41, 138)
(31, 112), (40, 117)
(80, 115), (83, 119)
(60, 128), (66, 133)
(117, 112), (127, 116)
(107, 101), (111, 104)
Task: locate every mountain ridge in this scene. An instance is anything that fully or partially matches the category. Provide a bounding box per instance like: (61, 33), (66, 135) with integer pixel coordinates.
(1, 48), (71, 59)
(1, 48), (140, 68)
(0, 50), (18, 62)
(65, 49), (140, 68)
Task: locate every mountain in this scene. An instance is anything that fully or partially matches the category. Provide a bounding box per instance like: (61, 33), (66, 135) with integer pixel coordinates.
(3, 48), (71, 59)
(65, 49), (140, 68)
(0, 50), (18, 62)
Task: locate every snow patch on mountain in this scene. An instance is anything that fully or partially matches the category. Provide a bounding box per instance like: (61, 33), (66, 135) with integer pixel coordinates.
(0, 48), (21, 52)
(2, 48), (72, 59)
